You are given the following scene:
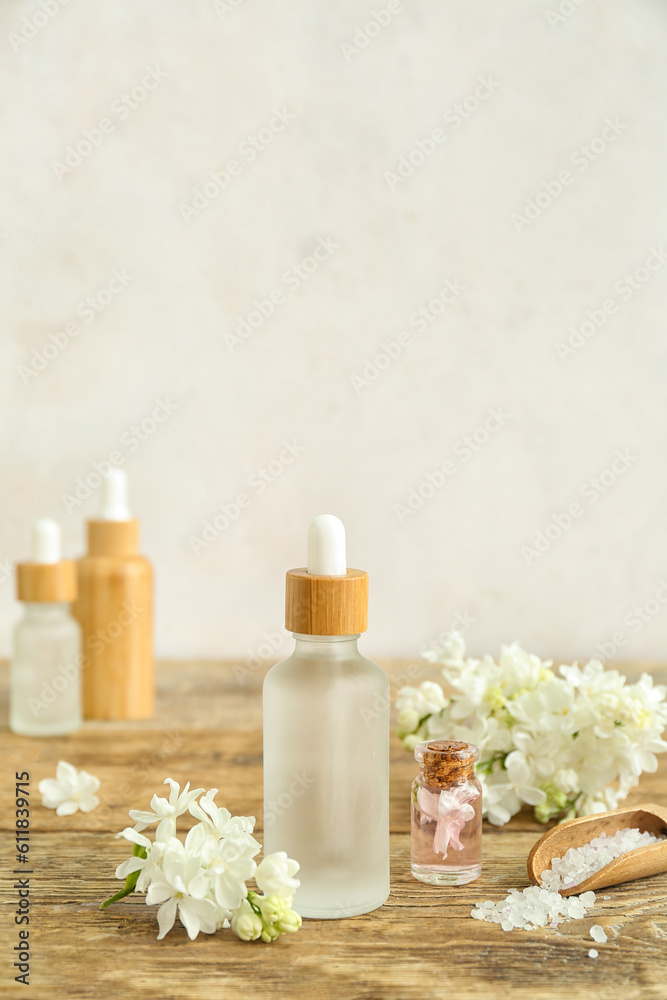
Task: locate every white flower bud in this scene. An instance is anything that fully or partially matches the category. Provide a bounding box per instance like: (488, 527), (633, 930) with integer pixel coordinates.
(255, 852), (300, 898)
(232, 908), (262, 941)
(257, 894), (285, 924)
(554, 769), (579, 794)
(398, 707), (419, 733)
(276, 908), (302, 934)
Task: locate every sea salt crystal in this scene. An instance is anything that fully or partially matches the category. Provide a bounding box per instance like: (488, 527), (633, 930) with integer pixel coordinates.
(543, 828), (661, 894)
(469, 826), (661, 934)
(588, 949), (598, 959)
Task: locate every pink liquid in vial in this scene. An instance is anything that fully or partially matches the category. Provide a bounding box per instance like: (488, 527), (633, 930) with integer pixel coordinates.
(410, 742), (482, 886)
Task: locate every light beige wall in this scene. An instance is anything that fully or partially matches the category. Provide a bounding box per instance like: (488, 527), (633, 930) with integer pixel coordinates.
(2, 0), (667, 665)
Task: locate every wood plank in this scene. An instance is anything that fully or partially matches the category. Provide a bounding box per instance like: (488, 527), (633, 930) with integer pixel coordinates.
(1, 659), (666, 1000)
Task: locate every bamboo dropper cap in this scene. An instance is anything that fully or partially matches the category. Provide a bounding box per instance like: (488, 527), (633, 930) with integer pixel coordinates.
(285, 514), (368, 636)
(16, 518), (77, 602)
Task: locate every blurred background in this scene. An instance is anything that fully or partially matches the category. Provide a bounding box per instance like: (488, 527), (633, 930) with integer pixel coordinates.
(2, 0), (666, 664)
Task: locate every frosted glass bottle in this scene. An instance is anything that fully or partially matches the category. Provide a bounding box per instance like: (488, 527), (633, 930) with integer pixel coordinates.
(11, 517), (82, 737)
(263, 632), (390, 918)
(11, 603), (82, 736)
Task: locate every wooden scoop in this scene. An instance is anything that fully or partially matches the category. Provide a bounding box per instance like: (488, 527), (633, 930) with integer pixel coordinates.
(527, 802), (667, 896)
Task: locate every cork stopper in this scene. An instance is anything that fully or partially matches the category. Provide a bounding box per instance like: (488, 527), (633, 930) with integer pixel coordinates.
(415, 741), (479, 788)
(16, 519), (77, 602)
(284, 514), (368, 636)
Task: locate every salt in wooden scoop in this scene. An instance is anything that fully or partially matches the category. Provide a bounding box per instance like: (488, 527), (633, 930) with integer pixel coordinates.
(527, 802), (667, 896)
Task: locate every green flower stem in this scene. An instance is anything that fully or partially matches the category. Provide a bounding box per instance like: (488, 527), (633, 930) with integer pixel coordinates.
(100, 843), (147, 910)
(476, 753), (508, 775)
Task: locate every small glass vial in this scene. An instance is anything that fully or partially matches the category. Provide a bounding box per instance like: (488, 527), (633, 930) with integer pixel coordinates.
(411, 740), (482, 885)
(10, 519), (82, 737)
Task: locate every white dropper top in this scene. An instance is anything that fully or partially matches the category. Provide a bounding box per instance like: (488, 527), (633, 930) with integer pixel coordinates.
(307, 514), (347, 575)
(31, 518), (61, 564)
(100, 468), (131, 521)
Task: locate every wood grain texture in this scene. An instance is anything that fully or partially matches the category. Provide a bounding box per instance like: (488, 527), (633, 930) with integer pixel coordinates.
(73, 553), (153, 719)
(15, 559), (77, 603)
(285, 568), (368, 635)
(1, 659), (667, 1000)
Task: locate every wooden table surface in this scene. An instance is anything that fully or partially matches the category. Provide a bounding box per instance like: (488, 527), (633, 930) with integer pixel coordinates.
(1, 658), (667, 1000)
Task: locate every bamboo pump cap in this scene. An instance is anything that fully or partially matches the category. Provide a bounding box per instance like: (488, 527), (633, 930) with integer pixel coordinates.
(87, 468), (139, 556)
(285, 514), (368, 636)
(16, 518), (77, 602)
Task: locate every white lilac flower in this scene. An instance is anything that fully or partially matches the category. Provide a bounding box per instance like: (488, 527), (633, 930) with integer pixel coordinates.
(186, 823), (258, 910)
(255, 852), (301, 898)
(423, 631), (466, 665)
(114, 827), (174, 891)
(395, 682), (448, 730)
(189, 788), (260, 847)
(397, 635), (667, 825)
(145, 847), (219, 940)
(484, 755), (546, 827)
(39, 761), (100, 816)
(129, 778), (204, 840)
(103, 779), (302, 944)
(553, 769), (579, 795)
(505, 730), (558, 782)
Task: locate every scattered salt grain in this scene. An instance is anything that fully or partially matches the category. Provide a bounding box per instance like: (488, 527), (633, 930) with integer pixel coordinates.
(469, 883), (597, 931)
(470, 826), (660, 934)
(588, 949), (598, 959)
